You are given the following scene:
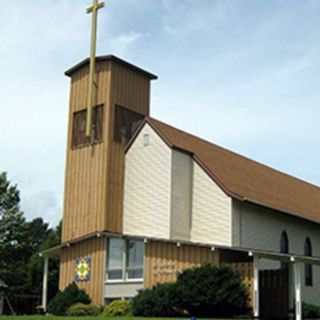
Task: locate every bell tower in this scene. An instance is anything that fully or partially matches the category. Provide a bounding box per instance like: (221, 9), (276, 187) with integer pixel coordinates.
(61, 55), (157, 242)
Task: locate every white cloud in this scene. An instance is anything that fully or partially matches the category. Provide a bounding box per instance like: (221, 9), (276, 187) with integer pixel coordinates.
(21, 191), (61, 226)
(163, 25), (178, 36)
(109, 31), (147, 56)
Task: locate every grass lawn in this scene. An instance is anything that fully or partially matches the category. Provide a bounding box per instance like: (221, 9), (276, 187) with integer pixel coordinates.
(0, 318), (202, 320)
(0, 318), (201, 320)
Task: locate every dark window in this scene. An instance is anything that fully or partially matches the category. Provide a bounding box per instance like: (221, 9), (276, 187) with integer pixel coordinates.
(304, 238), (313, 286)
(280, 231), (289, 269)
(114, 105), (144, 143)
(72, 105), (103, 148)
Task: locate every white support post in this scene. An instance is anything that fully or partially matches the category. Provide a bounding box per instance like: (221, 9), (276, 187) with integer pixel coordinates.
(294, 262), (302, 320)
(253, 256), (260, 318)
(42, 256), (49, 312)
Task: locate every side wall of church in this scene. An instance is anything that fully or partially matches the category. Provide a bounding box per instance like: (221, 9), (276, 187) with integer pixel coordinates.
(233, 200), (320, 305)
(59, 237), (106, 306)
(123, 124), (172, 239)
(191, 162), (232, 245)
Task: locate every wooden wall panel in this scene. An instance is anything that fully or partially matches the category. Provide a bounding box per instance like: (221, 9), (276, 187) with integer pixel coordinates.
(144, 241), (254, 308)
(62, 63), (110, 242)
(144, 241), (219, 288)
(231, 262), (254, 307)
(59, 237), (106, 306)
(62, 58), (153, 242)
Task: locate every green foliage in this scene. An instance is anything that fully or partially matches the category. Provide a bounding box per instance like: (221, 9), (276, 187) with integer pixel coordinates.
(103, 299), (132, 317)
(0, 172), (50, 298)
(0, 172), (20, 216)
(0, 171), (62, 314)
(27, 221), (61, 301)
(66, 303), (100, 316)
(132, 282), (180, 317)
(47, 282), (91, 316)
(175, 263), (248, 317)
(302, 302), (320, 318)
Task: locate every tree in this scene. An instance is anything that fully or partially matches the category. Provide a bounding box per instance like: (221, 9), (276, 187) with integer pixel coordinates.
(0, 172), (29, 294)
(0, 172), (60, 313)
(27, 221), (61, 301)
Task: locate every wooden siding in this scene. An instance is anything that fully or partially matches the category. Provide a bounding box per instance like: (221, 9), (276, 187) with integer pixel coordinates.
(231, 262), (254, 307)
(59, 237), (106, 305)
(144, 240), (219, 288)
(62, 59), (152, 242)
(144, 241), (253, 307)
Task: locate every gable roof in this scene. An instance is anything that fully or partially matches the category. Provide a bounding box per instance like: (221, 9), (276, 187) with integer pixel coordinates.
(130, 117), (320, 224)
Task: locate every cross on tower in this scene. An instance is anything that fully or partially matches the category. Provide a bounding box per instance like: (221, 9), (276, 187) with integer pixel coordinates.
(86, 0), (105, 138)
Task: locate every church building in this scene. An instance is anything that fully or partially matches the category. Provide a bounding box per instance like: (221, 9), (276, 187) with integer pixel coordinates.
(41, 54), (320, 320)
(41, 3), (320, 320)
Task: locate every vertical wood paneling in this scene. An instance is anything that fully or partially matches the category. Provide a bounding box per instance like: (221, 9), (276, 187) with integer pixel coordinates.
(59, 237), (106, 306)
(144, 241), (253, 307)
(144, 241), (218, 288)
(231, 262), (254, 307)
(62, 58), (153, 243)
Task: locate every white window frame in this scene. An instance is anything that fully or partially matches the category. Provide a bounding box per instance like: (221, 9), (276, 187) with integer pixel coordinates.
(105, 238), (144, 283)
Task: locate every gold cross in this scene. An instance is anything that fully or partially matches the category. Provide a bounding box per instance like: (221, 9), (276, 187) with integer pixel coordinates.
(86, 0), (105, 138)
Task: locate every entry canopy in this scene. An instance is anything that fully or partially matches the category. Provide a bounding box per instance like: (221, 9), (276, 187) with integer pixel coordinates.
(248, 249), (320, 266)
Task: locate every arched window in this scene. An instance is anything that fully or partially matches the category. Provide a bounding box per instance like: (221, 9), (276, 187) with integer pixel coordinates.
(280, 231), (289, 269)
(280, 231), (289, 253)
(304, 237), (313, 286)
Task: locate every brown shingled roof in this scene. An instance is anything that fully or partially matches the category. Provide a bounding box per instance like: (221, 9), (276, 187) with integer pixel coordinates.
(144, 117), (320, 224)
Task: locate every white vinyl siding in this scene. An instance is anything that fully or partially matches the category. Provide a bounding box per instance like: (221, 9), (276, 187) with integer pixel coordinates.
(124, 123), (233, 246)
(170, 150), (193, 241)
(123, 124), (172, 239)
(191, 162), (232, 245)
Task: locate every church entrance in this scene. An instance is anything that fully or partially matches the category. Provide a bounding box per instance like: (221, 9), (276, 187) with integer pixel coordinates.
(259, 269), (289, 319)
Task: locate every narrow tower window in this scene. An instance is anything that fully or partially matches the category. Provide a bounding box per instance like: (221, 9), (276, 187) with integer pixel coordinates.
(72, 105), (103, 147)
(114, 105), (144, 143)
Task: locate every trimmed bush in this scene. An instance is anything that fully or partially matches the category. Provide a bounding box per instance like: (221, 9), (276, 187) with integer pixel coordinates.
(132, 282), (180, 317)
(67, 303), (100, 316)
(176, 263), (248, 317)
(103, 299), (132, 317)
(303, 302), (320, 318)
(47, 282), (91, 316)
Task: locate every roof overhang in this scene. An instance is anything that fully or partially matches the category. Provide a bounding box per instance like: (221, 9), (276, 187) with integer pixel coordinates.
(40, 231), (320, 266)
(64, 55), (158, 79)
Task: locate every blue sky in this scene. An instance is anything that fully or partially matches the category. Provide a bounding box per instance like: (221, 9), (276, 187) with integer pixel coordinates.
(1, 0), (319, 226)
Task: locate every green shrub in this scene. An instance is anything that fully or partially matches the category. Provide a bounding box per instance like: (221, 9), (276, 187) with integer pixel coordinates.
(67, 303), (100, 316)
(102, 299), (132, 317)
(132, 282), (180, 317)
(176, 263), (248, 317)
(47, 282), (91, 315)
(303, 302), (320, 318)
